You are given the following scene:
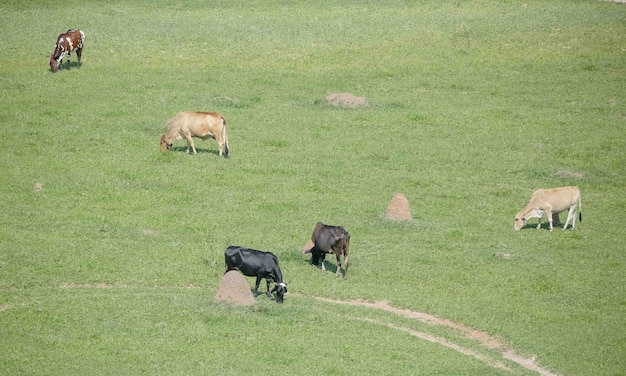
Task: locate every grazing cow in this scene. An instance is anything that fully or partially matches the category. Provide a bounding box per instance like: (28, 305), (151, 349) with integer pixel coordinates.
(514, 186), (582, 231)
(49, 29), (84, 73)
(224, 246), (288, 303)
(304, 222), (350, 279)
(160, 112), (230, 157)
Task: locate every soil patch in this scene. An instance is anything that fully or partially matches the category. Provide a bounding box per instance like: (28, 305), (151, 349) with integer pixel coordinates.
(324, 92), (369, 108)
(215, 271), (256, 306)
(553, 170), (584, 179)
(60, 282), (131, 289)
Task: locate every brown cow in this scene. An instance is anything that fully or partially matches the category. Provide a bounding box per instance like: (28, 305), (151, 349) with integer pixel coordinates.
(303, 222), (350, 278)
(50, 29), (84, 73)
(514, 186), (582, 231)
(160, 112), (230, 157)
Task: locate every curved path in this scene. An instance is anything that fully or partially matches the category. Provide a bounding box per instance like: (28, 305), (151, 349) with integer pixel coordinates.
(316, 297), (559, 376)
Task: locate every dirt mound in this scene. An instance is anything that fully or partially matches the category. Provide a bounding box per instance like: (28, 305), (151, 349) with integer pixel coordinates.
(301, 239), (314, 254)
(325, 92), (369, 108)
(385, 193), (412, 221)
(215, 271), (256, 306)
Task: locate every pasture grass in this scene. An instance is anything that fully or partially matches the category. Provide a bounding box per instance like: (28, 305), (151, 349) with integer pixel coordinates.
(1, 0), (625, 375)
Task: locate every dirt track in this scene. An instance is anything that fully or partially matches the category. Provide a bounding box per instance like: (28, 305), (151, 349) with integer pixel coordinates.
(317, 298), (559, 376)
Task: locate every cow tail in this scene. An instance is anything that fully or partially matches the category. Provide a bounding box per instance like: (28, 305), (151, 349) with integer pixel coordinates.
(221, 116), (229, 158)
(578, 194), (582, 222)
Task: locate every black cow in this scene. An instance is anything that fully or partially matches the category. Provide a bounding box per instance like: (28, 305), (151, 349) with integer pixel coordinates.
(224, 246), (288, 303)
(304, 222), (350, 279)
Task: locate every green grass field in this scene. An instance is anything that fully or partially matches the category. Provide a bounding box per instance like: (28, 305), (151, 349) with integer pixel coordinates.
(1, 1), (625, 375)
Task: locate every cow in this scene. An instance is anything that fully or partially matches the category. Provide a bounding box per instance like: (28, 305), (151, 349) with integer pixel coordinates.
(304, 222), (350, 279)
(49, 29), (84, 73)
(224, 246), (288, 303)
(160, 112), (230, 157)
(514, 186), (582, 231)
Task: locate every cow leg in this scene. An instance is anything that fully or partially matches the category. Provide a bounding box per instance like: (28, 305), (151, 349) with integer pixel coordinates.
(546, 209), (554, 232)
(76, 48), (82, 68)
(343, 252), (349, 279)
(217, 139), (224, 157)
(536, 213), (543, 230)
(334, 252), (342, 278)
(320, 253), (326, 272)
(67, 53), (71, 70)
(265, 278), (273, 299)
(182, 132), (197, 154)
(563, 206), (575, 231)
(254, 276), (262, 295)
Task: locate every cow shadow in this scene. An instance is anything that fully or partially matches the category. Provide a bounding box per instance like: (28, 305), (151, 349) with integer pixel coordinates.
(305, 257), (338, 274)
(168, 146), (220, 156)
(50, 62), (83, 72)
(520, 222), (564, 231)
(252, 290), (275, 300)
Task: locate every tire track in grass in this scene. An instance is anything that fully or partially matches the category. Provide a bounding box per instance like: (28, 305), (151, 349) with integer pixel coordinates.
(317, 297), (559, 376)
(361, 317), (512, 372)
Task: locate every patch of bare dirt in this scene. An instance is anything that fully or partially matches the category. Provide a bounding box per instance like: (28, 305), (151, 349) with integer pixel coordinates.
(215, 271), (256, 306)
(317, 298), (559, 376)
(301, 239), (314, 254)
(553, 170), (584, 179)
(33, 182), (43, 191)
(324, 92), (369, 108)
(60, 282), (131, 289)
(385, 193), (412, 221)
(141, 229), (158, 236)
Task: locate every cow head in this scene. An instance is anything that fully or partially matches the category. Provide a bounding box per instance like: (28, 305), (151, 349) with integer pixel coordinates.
(514, 214), (527, 231)
(49, 56), (58, 73)
(271, 282), (288, 303)
(160, 135), (172, 151)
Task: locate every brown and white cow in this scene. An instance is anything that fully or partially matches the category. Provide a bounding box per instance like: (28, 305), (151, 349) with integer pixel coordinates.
(49, 29), (84, 73)
(160, 112), (230, 157)
(514, 186), (582, 231)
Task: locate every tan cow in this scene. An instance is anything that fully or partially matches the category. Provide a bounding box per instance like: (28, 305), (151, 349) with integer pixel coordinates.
(514, 186), (582, 231)
(160, 112), (230, 157)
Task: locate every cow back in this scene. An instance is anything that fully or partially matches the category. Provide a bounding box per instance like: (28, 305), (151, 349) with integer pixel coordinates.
(530, 186), (580, 212)
(224, 246), (282, 282)
(176, 112), (225, 139)
(312, 223), (350, 254)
